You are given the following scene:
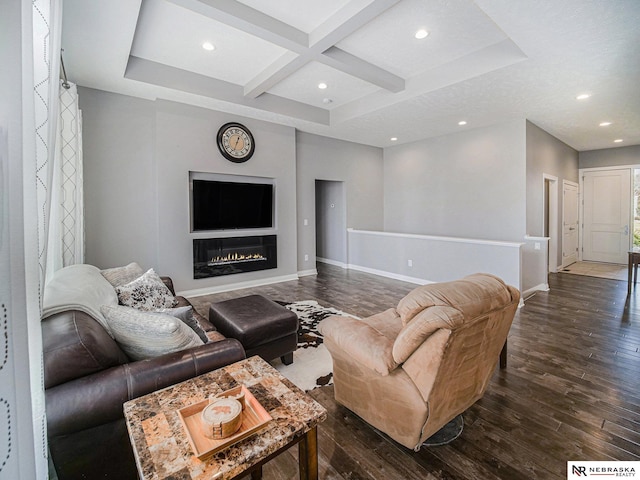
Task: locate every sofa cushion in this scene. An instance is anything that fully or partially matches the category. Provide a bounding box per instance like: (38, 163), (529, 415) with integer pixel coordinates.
(100, 262), (145, 287)
(115, 268), (177, 311)
(154, 306), (209, 343)
(42, 264), (118, 337)
(100, 305), (204, 360)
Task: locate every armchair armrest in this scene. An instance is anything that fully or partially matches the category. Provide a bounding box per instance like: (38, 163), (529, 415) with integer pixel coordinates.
(46, 338), (245, 437)
(318, 315), (398, 376)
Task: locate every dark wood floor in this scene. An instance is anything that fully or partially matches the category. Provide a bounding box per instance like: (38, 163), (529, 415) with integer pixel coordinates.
(188, 264), (640, 479)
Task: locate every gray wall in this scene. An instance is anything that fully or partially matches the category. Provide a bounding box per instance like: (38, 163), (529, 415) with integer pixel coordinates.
(382, 120), (527, 242)
(579, 144), (640, 169)
(296, 131), (384, 271)
(80, 88), (298, 292)
(80, 88), (157, 270)
(80, 86), (580, 295)
(525, 122), (579, 271)
(526, 121), (579, 238)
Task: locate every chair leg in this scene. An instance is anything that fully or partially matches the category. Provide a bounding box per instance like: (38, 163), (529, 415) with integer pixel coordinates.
(499, 342), (507, 369)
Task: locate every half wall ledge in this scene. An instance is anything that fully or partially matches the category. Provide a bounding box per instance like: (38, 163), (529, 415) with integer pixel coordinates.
(345, 228), (524, 297)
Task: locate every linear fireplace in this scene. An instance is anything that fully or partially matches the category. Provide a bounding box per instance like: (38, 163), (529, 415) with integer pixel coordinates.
(193, 235), (277, 279)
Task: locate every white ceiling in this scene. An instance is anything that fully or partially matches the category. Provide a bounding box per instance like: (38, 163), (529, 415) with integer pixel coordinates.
(61, 0), (640, 151)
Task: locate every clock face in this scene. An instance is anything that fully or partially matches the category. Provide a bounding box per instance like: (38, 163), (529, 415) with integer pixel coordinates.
(217, 123), (255, 163)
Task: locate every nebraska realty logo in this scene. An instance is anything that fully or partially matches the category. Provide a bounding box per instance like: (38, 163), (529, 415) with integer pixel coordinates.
(568, 462), (640, 478)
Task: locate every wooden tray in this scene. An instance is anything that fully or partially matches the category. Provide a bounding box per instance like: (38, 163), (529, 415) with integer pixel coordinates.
(177, 385), (272, 460)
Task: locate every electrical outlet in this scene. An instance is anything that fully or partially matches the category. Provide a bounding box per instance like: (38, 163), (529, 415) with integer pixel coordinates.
(407, 259), (413, 267)
(304, 254), (309, 261)
(534, 242), (541, 250)
(303, 219), (308, 226)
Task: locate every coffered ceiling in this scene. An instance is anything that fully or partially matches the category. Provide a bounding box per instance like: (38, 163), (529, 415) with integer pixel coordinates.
(62, 0), (640, 151)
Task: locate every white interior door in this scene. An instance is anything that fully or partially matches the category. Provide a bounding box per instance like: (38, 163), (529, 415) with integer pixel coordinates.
(582, 169), (631, 264)
(562, 181), (579, 267)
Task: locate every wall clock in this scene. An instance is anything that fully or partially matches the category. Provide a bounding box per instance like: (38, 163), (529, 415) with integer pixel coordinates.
(216, 122), (255, 163)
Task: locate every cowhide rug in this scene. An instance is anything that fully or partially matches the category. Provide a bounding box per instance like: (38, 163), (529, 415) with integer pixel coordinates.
(273, 300), (357, 392)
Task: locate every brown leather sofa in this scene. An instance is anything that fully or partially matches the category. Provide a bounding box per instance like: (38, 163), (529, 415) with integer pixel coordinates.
(319, 273), (520, 450)
(43, 275), (245, 480)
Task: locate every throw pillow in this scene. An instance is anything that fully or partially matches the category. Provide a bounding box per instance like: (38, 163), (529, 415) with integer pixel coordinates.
(100, 262), (145, 287)
(154, 306), (209, 343)
(116, 268), (177, 311)
(100, 305), (204, 360)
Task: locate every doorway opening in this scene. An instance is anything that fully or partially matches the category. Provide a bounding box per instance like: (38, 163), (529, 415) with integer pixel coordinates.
(315, 180), (347, 267)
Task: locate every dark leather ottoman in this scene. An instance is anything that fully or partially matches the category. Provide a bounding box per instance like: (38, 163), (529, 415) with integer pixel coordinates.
(208, 294), (299, 365)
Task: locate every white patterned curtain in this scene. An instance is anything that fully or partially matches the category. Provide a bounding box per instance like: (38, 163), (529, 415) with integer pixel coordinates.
(46, 83), (84, 278)
(32, 0), (63, 476)
(33, 0), (62, 292)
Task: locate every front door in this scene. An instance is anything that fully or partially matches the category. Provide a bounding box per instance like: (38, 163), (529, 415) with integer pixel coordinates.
(562, 181), (579, 267)
(582, 169), (631, 264)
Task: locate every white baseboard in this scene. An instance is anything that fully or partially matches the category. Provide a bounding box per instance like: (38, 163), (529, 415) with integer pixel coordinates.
(316, 257), (348, 268)
(178, 274), (299, 298)
(297, 269), (318, 277)
(521, 283), (550, 305)
(346, 263), (430, 285)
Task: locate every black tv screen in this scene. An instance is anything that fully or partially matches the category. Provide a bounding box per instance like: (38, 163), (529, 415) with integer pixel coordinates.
(192, 179), (273, 231)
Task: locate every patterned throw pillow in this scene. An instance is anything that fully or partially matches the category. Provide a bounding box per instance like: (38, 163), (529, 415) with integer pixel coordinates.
(100, 262), (145, 287)
(116, 268), (177, 311)
(100, 305), (204, 360)
(154, 306), (209, 343)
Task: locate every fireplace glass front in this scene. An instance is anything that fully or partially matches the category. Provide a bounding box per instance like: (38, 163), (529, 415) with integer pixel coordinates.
(193, 235), (277, 279)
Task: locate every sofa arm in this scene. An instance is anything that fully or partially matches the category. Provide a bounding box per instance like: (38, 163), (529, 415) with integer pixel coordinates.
(46, 338), (245, 437)
(160, 276), (176, 295)
(319, 315), (398, 376)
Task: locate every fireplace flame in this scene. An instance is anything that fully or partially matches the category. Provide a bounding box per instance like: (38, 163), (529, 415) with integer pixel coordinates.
(207, 252), (267, 266)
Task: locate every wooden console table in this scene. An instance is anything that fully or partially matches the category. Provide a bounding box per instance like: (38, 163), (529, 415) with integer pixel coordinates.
(124, 356), (327, 480)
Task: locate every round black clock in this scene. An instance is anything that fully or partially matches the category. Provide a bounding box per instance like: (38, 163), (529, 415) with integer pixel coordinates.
(216, 122), (255, 163)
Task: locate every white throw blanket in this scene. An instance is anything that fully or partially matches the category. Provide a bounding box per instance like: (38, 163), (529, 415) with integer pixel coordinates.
(42, 264), (118, 336)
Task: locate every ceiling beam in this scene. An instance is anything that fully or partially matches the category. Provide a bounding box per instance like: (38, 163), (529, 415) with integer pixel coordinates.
(125, 55), (330, 124)
(243, 51), (306, 99)
(168, 0), (404, 98)
(321, 47), (404, 93)
(309, 0), (398, 52)
(165, 0), (308, 52)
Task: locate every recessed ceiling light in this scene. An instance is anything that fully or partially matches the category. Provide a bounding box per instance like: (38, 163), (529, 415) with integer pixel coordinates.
(415, 29), (429, 39)
(599, 122), (612, 127)
(390, 137), (398, 141)
(576, 94), (590, 100)
(458, 121), (467, 126)
(614, 139), (623, 143)
(202, 42), (215, 51)
(318, 82), (328, 89)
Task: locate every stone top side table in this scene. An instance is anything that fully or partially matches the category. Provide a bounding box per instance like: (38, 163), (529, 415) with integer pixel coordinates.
(124, 355), (327, 480)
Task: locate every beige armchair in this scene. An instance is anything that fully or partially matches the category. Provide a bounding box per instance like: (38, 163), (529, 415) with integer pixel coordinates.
(318, 273), (520, 450)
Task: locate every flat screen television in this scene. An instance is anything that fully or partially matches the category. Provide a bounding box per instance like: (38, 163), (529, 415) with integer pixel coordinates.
(191, 179), (273, 231)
